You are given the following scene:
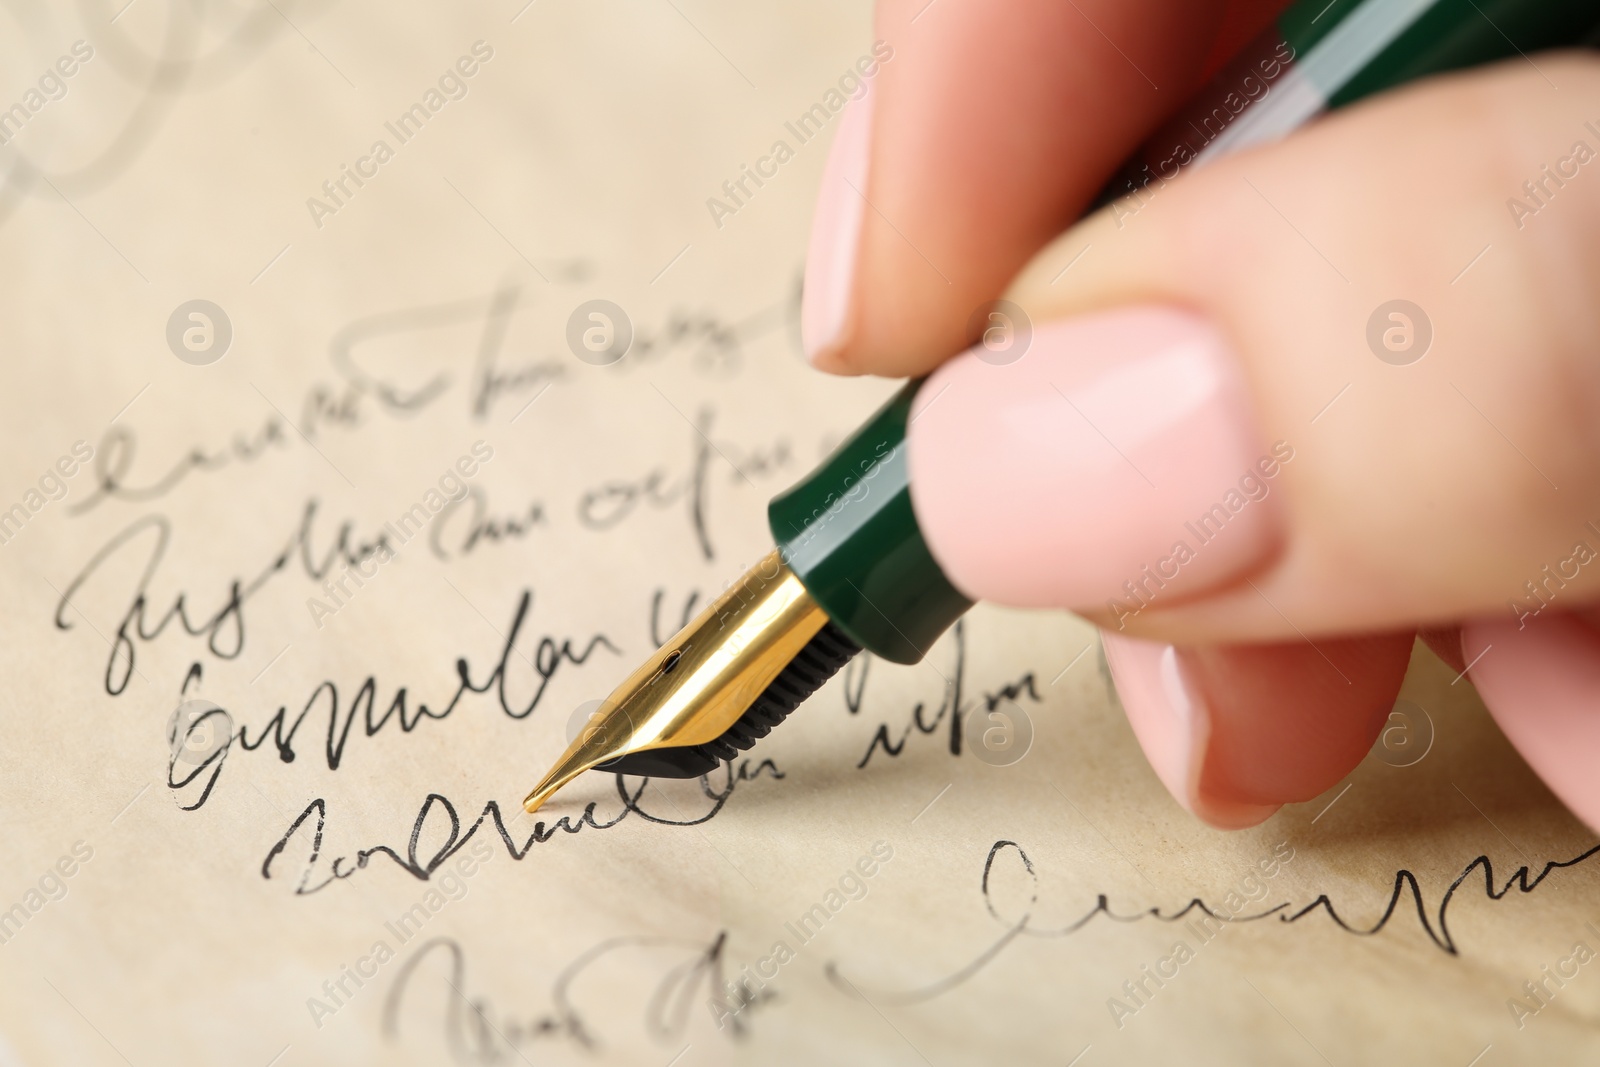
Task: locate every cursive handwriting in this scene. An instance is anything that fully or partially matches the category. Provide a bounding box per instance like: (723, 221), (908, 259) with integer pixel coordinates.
(853, 623), (1042, 768)
(620, 291), (800, 379)
(827, 837), (1600, 1005)
(467, 284), (565, 421)
(382, 930), (745, 1062)
(578, 410), (716, 561)
(429, 486), (546, 561)
(170, 590), (618, 810)
(58, 501), (398, 695)
(70, 347), (450, 517)
(262, 760), (783, 894)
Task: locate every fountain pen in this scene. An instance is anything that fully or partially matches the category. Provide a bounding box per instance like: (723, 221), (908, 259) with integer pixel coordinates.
(524, 0), (1600, 814)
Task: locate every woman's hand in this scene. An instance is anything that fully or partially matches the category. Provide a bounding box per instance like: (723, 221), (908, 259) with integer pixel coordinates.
(802, 0), (1600, 830)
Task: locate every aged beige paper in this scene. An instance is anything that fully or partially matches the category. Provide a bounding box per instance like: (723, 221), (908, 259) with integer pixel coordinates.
(2, 3), (1599, 1065)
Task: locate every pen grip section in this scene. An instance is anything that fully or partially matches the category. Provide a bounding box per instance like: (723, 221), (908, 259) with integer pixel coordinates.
(768, 380), (970, 665)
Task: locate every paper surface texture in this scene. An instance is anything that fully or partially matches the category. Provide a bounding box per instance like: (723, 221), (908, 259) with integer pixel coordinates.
(1, 3), (1597, 1064)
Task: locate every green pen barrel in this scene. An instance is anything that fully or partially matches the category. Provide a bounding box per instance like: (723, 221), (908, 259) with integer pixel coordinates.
(1097, 0), (1600, 208)
(770, 0), (1598, 666)
(1290, 0), (1600, 108)
(767, 381), (971, 665)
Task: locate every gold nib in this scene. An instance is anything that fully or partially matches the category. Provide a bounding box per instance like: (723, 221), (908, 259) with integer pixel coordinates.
(523, 549), (826, 814)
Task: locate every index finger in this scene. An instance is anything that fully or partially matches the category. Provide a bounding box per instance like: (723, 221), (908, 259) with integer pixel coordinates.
(802, 0), (1290, 378)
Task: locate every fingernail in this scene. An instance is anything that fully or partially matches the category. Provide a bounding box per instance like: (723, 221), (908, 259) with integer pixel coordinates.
(909, 306), (1283, 615)
(1102, 634), (1279, 829)
(1464, 607), (1600, 834)
(801, 86), (874, 366)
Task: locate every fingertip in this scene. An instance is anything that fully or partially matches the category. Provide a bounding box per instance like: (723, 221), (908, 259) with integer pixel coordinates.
(807, 0), (1232, 380)
(800, 86), (874, 372)
(806, 339), (868, 377)
(1104, 631), (1414, 830)
(1190, 634), (1412, 812)
(1103, 633), (1281, 829)
(908, 306), (1281, 613)
(1466, 607), (1600, 834)
(1102, 633), (1192, 805)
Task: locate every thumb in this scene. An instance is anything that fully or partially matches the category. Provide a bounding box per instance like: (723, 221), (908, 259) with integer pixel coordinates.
(906, 55), (1600, 643)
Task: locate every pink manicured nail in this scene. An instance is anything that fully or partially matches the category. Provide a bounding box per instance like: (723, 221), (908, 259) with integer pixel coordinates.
(1464, 607), (1600, 834)
(800, 87), (874, 365)
(1102, 634), (1279, 829)
(909, 306), (1283, 617)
